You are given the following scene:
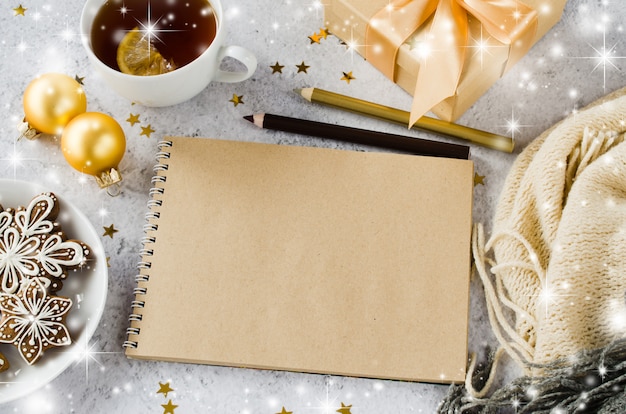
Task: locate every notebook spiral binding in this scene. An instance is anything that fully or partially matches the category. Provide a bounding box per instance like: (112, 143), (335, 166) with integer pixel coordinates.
(123, 140), (172, 349)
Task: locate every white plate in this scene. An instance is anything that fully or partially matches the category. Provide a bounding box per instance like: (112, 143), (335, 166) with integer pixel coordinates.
(0, 179), (108, 404)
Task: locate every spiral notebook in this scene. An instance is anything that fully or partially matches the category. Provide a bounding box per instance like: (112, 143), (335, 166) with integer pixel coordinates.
(124, 136), (474, 383)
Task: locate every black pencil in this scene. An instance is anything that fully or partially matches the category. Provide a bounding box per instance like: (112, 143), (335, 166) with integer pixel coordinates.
(243, 113), (470, 160)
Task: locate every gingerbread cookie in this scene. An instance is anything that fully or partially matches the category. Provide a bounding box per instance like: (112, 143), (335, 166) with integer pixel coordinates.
(0, 278), (72, 365)
(0, 193), (92, 294)
(0, 192), (93, 367)
(0, 352), (8, 373)
(0, 206), (11, 237)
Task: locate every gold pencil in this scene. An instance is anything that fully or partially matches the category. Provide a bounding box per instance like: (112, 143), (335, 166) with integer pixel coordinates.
(295, 87), (514, 153)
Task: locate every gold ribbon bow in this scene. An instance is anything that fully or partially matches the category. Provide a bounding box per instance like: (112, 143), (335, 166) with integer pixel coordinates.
(365, 0), (538, 126)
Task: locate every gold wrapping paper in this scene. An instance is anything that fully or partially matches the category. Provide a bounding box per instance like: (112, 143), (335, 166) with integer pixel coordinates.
(325, 0), (567, 122)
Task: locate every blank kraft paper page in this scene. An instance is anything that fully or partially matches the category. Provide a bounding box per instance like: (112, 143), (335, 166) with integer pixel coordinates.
(125, 136), (474, 383)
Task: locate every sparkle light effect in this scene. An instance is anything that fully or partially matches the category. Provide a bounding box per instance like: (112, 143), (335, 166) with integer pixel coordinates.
(467, 25), (493, 68)
(22, 390), (57, 414)
(464, 24), (514, 70)
(15, 37), (29, 56)
(502, 108), (531, 141)
(411, 40), (432, 60)
(307, 0), (324, 16)
(70, 339), (121, 384)
(511, 395), (522, 412)
(1, 139), (40, 179)
(57, 20), (78, 50)
(586, 28), (620, 89)
(309, 377), (340, 414)
(98, 205), (110, 220)
(134, 2), (162, 53)
(118, 2), (130, 17)
(31, 9), (43, 23)
(127, 1), (182, 54)
(573, 23), (624, 90)
(537, 281), (556, 318)
(529, 277), (577, 319)
(337, 26), (366, 64)
(608, 298), (626, 332)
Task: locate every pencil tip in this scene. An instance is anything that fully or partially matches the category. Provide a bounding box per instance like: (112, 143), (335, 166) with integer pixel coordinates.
(243, 115), (253, 122)
(297, 88), (313, 101)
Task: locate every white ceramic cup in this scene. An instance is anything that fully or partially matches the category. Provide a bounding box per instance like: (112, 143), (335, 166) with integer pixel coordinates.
(80, 0), (257, 107)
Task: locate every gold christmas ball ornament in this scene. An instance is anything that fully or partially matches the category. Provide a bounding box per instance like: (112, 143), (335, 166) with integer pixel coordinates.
(61, 112), (126, 193)
(21, 73), (87, 138)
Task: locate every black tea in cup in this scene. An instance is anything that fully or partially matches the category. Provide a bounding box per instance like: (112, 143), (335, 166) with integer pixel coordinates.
(91, 0), (218, 75)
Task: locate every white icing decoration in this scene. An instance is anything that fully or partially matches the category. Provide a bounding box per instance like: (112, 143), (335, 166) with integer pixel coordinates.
(13, 194), (57, 237)
(0, 227), (40, 294)
(0, 211), (12, 236)
(37, 234), (85, 277)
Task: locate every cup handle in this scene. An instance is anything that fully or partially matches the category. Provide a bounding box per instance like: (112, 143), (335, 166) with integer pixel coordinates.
(214, 45), (257, 83)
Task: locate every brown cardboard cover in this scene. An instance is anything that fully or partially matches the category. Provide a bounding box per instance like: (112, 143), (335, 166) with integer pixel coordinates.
(325, 0), (567, 121)
(125, 136), (474, 383)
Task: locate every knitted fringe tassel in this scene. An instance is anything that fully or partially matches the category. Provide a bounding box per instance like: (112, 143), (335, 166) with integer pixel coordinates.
(437, 337), (626, 413)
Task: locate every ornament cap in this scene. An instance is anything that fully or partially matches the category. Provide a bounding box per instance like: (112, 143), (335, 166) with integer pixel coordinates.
(17, 118), (42, 140)
(95, 168), (123, 192)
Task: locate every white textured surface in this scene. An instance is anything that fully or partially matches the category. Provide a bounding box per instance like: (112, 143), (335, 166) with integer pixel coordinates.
(0, 0), (623, 412)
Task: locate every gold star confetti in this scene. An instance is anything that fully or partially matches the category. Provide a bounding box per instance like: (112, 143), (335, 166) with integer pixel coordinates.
(319, 27), (329, 39)
(337, 402), (353, 414)
(229, 94), (244, 106)
(277, 408), (292, 414)
(308, 32), (322, 44)
(474, 172), (485, 186)
(340, 71), (355, 84)
(13, 4), (27, 16)
(106, 257), (111, 268)
(157, 382), (175, 398)
(74, 75), (85, 85)
(270, 62), (284, 74)
(126, 113), (140, 126)
(102, 224), (118, 238)
(296, 61), (310, 73)
(140, 124), (155, 138)
(161, 399), (178, 414)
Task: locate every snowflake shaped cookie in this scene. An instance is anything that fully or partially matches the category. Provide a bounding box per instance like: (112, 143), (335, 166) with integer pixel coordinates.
(0, 193), (91, 294)
(0, 278), (72, 365)
(0, 192), (93, 368)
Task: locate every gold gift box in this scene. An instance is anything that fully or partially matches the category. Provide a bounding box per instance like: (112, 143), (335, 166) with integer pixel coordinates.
(325, 0), (567, 121)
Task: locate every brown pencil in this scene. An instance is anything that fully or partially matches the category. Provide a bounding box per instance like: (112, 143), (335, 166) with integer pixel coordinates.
(244, 113), (470, 160)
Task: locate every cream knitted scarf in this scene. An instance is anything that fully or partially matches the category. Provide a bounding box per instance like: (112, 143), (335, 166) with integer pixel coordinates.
(474, 86), (626, 375)
(439, 87), (626, 412)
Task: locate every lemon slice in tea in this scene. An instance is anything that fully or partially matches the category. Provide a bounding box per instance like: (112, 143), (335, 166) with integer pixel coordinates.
(116, 27), (177, 76)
